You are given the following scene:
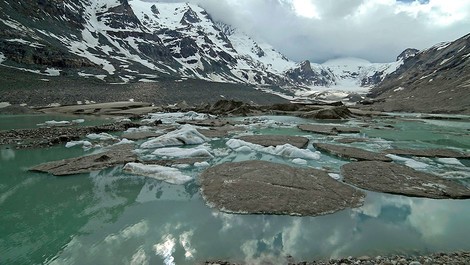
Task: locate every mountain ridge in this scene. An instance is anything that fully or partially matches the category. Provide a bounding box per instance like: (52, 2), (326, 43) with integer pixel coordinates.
(0, 0), (397, 89)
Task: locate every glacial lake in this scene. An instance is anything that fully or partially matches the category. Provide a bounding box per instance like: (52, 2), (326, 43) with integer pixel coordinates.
(1, 113), (469, 264)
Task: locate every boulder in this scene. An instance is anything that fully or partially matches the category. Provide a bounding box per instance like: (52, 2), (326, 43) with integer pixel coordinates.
(313, 143), (392, 162)
(238, 135), (309, 148)
(341, 161), (470, 199)
(200, 160), (365, 216)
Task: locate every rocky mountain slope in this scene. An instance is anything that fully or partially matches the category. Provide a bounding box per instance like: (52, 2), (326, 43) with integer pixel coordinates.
(366, 33), (470, 113)
(0, 0), (398, 90)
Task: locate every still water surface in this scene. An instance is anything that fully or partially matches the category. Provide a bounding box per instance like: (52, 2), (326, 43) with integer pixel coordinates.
(1, 114), (469, 264)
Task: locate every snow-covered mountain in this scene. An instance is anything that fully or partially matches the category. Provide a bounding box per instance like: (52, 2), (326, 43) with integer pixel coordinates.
(0, 0), (399, 93)
(367, 33), (470, 113)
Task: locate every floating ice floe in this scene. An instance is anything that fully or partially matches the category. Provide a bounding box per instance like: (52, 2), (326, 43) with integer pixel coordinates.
(123, 162), (192, 184)
(72, 119), (85, 123)
(114, 138), (134, 145)
(65, 140), (92, 149)
(386, 154), (429, 169)
(292, 158), (308, 165)
(437, 158), (464, 166)
(226, 139), (321, 160)
(142, 111), (213, 125)
(141, 125), (209, 149)
(86, 133), (116, 141)
(152, 146), (213, 158)
(194, 161), (210, 168)
(38, 120), (71, 126)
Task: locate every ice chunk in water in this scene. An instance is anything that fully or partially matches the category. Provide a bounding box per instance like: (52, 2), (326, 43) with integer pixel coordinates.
(123, 163), (192, 184)
(292, 158), (308, 165)
(226, 139), (320, 160)
(65, 140), (92, 148)
(87, 133), (116, 141)
(386, 154), (429, 169)
(437, 158), (464, 166)
(141, 125), (209, 149)
(152, 147), (213, 158)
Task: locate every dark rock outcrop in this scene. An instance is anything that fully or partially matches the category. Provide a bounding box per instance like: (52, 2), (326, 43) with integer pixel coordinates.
(200, 160), (365, 216)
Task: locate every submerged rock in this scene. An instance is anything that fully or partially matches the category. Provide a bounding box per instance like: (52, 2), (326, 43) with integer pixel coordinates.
(386, 148), (470, 158)
(238, 135), (309, 148)
(200, 160), (365, 216)
(341, 161), (470, 199)
(298, 124), (361, 135)
(30, 145), (138, 176)
(314, 143), (392, 162)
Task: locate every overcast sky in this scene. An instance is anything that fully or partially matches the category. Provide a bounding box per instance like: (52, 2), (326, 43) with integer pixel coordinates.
(148, 0), (470, 63)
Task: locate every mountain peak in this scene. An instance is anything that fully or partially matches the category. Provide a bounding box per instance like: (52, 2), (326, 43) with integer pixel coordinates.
(396, 48), (419, 61)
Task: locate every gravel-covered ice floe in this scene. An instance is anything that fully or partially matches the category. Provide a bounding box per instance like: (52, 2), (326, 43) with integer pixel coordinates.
(123, 162), (192, 184)
(141, 125), (209, 149)
(226, 139), (320, 160)
(142, 111), (214, 124)
(152, 147), (213, 158)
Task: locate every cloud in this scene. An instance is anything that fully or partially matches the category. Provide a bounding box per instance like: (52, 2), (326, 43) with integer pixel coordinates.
(144, 0), (470, 63)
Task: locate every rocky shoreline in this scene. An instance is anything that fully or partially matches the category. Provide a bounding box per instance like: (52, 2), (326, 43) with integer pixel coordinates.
(205, 251), (470, 265)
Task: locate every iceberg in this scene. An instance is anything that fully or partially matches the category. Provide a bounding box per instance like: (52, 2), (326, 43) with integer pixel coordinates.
(226, 139), (320, 160)
(141, 125), (209, 149)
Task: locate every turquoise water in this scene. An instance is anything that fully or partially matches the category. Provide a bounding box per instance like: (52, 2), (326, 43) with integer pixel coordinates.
(0, 114), (112, 130)
(1, 114), (470, 264)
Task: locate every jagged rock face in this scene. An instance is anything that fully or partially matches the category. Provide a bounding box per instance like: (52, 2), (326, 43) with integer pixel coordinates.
(396, 48), (419, 61)
(285, 60), (335, 86)
(368, 34), (470, 113)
